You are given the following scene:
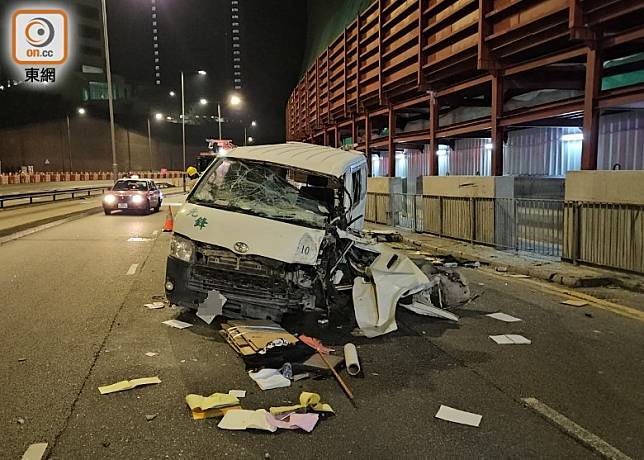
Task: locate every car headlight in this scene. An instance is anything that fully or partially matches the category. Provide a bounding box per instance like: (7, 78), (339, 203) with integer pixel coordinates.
(104, 194), (116, 204)
(170, 234), (194, 262)
(131, 194), (144, 204)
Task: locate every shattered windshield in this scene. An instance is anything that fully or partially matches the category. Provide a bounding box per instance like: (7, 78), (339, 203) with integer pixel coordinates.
(189, 158), (330, 229)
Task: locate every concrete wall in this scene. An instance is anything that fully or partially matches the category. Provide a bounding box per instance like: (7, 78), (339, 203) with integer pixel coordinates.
(421, 176), (496, 198)
(495, 176), (565, 199)
(565, 171), (644, 204)
(0, 117), (200, 173)
(367, 176), (403, 194)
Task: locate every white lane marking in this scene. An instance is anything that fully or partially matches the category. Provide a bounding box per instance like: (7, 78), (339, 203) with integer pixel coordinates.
(522, 398), (632, 460)
(126, 263), (138, 275)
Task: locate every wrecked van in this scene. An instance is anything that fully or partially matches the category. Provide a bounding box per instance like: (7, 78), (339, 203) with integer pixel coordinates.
(165, 142), (368, 321)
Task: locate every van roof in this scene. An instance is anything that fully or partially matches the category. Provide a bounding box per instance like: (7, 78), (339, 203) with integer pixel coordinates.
(226, 142), (366, 178)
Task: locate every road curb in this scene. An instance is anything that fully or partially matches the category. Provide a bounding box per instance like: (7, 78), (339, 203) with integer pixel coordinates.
(401, 235), (644, 293)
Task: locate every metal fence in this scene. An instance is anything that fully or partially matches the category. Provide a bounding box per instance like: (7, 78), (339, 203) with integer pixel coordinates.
(367, 193), (564, 258)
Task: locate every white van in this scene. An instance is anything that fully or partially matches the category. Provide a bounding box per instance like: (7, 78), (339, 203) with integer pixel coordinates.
(165, 142), (368, 321)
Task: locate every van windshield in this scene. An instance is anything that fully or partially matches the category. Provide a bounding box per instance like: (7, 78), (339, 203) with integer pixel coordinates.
(189, 158), (330, 229)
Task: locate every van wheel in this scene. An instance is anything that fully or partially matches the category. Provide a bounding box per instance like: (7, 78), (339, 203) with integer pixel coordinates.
(154, 199), (162, 213)
(104, 209), (111, 215)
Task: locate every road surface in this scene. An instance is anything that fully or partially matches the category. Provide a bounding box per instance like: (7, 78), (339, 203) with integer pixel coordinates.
(1, 198), (642, 459)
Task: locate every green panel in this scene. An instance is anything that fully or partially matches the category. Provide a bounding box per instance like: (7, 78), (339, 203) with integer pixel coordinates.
(301, 0), (375, 75)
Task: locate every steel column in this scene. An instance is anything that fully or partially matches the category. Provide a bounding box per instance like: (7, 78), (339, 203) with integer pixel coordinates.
(582, 48), (601, 170)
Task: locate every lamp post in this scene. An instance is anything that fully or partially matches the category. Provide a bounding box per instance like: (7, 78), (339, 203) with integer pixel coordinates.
(65, 107), (87, 172)
(244, 120), (257, 146)
(217, 95), (242, 140)
(100, 0), (118, 181)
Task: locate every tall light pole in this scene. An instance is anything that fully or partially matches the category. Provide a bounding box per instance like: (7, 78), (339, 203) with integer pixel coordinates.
(218, 95), (242, 141)
(100, 0), (118, 181)
(244, 120), (256, 146)
(181, 71), (186, 192)
(147, 118), (153, 171)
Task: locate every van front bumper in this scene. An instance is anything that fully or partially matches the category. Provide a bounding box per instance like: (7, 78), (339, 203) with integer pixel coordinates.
(164, 256), (207, 309)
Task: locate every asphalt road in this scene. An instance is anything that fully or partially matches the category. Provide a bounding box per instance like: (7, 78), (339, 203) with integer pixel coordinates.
(1, 201), (642, 459)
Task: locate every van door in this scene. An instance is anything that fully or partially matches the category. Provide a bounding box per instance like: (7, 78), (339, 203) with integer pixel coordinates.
(344, 164), (367, 230)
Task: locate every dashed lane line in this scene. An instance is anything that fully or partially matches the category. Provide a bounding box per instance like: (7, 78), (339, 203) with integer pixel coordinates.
(126, 263), (138, 275)
(522, 398), (632, 460)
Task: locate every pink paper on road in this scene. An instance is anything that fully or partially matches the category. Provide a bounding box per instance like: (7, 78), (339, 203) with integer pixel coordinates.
(266, 412), (319, 432)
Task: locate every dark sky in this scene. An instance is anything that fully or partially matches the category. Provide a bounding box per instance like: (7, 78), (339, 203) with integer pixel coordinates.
(108, 0), (307, 145)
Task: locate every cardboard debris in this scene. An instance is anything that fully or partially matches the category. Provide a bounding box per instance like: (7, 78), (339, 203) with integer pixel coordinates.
(561, 299), (589, 307)
(192, 405), (242, 420)
(228, 390), (247, 398)
(21, 443), (48, 460)
(145, 302), (165, 309)
(162, 319), (192, 329)
(218, 409), (277, 432)
(486, 312), (522, 323)
(98, 376), (161, 394)
(489, 334), (532, 345)
(294, 352), (344, 375)
(435, 405), (482, 427)
(248, 368), (291, 390)
(269, 392), (334, 415)
(219, 319), (298, 356)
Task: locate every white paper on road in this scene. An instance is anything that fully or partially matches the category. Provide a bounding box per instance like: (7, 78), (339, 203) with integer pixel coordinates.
(435, 405), (482, 427)
(162, 319), (193, 329)
(126, 264), (138, 275)
(228, 389), (247, 398)
(486, 312), (522, 323)
(145, 352), (159, 357)
(145, 302), (165, 310)
(489, 334), (532, 345)
(197, 290), (227, 324)
(128, 237), (152, 242)
(248, 368), (291, 391)
(21, 443), (48, 460)
(561, 299), (589, 307)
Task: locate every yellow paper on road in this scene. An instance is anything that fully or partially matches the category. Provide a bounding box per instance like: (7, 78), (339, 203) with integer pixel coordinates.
(98, 376), (161, 394)
(185, 393), (240, 411)
(191, 405), (242, 420)
(269, 391), (334, 415)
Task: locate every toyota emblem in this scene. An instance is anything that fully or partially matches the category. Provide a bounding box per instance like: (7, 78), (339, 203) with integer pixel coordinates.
(234, 241), (249, 254)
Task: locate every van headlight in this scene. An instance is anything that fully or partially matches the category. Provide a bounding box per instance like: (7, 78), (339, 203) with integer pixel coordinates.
(104, 194), (116, 204)
(170, 234), (194, 262)
(131, 194), (144, 204)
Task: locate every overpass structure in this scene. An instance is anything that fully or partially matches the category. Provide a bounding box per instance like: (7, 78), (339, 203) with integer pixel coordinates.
(286, 0), (644, 177)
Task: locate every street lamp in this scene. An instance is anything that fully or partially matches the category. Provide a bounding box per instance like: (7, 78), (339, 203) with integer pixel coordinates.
(100, 0), (118, 181)
(155, 112), (164, 121)
(65, 108), (87, 172)
(169, 91), (176, 97)
(251, 120), (257, 127)
(200, 98), (208, 105)
(244, 120), (257, 146)
(247, 136), (253, 144)
(198, 70), (207, 75)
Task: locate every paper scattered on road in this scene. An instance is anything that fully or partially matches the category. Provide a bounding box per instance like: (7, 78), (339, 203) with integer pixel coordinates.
(218, 409), (277, 432)
(145, 352), (159, 357)
(435, 405), (482, 427)
(267, 412), (319, 432)
(98, 376), (161, 394)
(228, 390), (246, 398)
(186, 393), (240, 412)
(145, 301), (165, 309)
(269, 392), (334, 415)
(489, 334), (532, 345)
(126, 263), (138, 275)
(486, 312), (523, 323)
(145, 414), (158, 422)
(197, 290), (227, 324)
(248, 368), (291, 391)
(561, 299), (589, 307)
(162, 319), (192, 329)
(21, 443), (48, 460)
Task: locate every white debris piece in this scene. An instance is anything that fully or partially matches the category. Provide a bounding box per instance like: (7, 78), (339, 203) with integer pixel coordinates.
(162, 319), (192, 329)
(21, 443), (48, 460)
(248, 368), (291, 391)
(489, 334), (532, 345)
(145, 302), (165, 310)
(197, 290), (227, 324)
(486, 312), (522, 323)
(435, 405), (482, 427)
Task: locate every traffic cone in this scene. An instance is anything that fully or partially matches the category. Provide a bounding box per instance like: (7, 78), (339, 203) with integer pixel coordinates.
(163, 206), (174, 232)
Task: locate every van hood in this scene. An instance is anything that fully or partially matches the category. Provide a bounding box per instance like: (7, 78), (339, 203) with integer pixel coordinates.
(174, 203), (326, 265)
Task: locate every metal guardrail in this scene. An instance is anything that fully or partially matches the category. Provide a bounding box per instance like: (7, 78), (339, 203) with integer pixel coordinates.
(0, 186), (112, 209)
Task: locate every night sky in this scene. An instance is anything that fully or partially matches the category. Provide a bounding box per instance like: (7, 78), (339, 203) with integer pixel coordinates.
(107, 0), (307, 145)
